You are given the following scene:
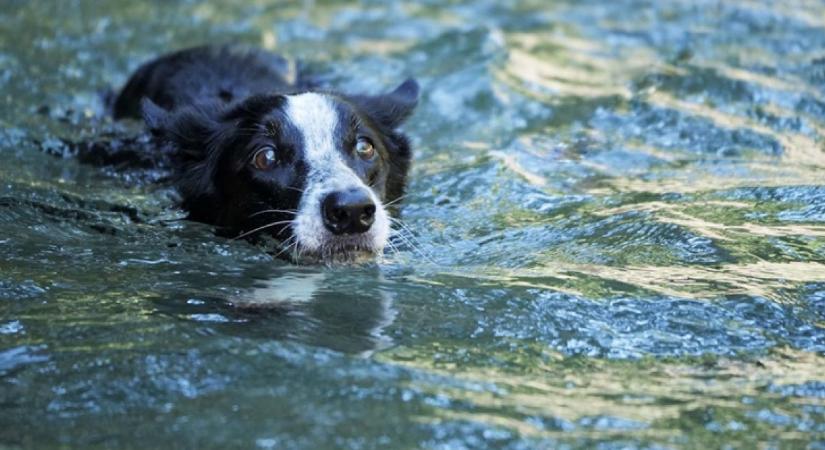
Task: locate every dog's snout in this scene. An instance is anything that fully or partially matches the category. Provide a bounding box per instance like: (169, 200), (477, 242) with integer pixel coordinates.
(321, 189), (376, 235)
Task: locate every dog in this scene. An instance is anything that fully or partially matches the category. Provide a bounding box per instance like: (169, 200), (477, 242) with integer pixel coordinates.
(108, 45), (418, 264)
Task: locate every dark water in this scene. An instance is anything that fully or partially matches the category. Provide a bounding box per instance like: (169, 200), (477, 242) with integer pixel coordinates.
(2, 0), (825, 448)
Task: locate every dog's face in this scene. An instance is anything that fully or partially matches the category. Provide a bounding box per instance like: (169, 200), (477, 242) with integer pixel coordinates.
(142, 79), (418, 263)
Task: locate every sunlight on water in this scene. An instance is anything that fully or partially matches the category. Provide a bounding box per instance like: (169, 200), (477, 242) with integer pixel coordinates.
(1, 0), (824, 448)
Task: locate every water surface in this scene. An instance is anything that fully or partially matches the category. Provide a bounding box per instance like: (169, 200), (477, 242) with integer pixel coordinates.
(1, 0), (825, 448)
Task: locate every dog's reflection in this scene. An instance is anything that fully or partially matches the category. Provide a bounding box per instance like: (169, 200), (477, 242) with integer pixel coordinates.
(235, 271), (328, 306)
(167, 266), (398, 356)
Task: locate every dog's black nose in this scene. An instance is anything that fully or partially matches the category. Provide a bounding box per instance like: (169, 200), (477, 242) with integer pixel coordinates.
(321, 189), (376, 235)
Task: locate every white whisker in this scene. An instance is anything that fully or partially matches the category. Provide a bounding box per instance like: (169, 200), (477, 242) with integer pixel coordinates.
(272, 235), (298, 260)
(383, 194), (407, 208)
(232, 220), (293, 240)
(247, 209), (298, 219)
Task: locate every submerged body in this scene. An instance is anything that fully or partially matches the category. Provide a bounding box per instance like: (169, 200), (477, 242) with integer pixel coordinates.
(112, 46), (418, 263)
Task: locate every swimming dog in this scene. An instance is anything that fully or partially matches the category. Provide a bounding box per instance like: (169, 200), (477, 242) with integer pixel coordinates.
(110, 45), (418, 263)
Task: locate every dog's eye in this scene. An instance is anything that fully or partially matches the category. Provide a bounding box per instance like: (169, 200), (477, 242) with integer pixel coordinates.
(252, 146), (278, 170)
(354, 137), (375, 161)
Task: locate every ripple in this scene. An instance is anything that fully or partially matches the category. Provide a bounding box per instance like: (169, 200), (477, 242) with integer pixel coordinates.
(2, 0), (825, 447)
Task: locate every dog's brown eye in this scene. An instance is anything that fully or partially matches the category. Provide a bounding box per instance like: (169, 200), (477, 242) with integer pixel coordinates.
(253, 146), (277, 170)
(354, 137), (375, 160)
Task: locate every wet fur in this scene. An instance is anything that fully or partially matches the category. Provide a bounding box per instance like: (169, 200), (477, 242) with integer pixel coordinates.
(105, 45), (417, 261)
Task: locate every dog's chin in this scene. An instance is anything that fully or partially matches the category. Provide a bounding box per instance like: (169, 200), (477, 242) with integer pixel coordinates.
(296, 248), (378, 265)
(274, 236), (383, 265)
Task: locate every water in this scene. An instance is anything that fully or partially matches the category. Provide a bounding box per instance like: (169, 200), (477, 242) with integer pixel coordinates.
(2, 0), (825, 448)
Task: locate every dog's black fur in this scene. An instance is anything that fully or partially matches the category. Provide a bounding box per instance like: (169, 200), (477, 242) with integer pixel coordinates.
(112, 46), (296, 120)
(100, 45), (418, 262)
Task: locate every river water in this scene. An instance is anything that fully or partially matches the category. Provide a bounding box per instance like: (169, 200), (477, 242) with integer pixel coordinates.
(1, 0), (824, 448)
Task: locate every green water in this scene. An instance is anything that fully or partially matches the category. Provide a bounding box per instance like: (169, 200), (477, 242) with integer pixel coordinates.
(2, 0), (825, 448)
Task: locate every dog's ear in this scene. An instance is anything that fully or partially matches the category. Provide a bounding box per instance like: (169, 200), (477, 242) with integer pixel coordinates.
(142, 98), (226, 210)
(141, 98), (222, 158)
(352, 78), (419, 129)
(140, 98), (170, 132)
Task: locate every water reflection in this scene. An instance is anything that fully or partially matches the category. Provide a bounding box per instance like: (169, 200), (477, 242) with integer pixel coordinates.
(157, 267), (399, 356)
(2, 0), (825, 447)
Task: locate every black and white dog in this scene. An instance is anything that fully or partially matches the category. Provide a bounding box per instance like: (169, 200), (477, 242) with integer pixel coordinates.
(110, 45), (418, 263)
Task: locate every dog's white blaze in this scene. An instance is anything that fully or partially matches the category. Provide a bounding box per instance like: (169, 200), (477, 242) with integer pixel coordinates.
(284, 93), (389, 257)
(284, 93), (338, 168)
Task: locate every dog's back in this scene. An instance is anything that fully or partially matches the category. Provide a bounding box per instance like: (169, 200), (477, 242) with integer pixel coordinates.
(112, 45), (295, 120)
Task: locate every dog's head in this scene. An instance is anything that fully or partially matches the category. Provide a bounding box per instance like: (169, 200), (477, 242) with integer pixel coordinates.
(142, 79), (418, 263)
